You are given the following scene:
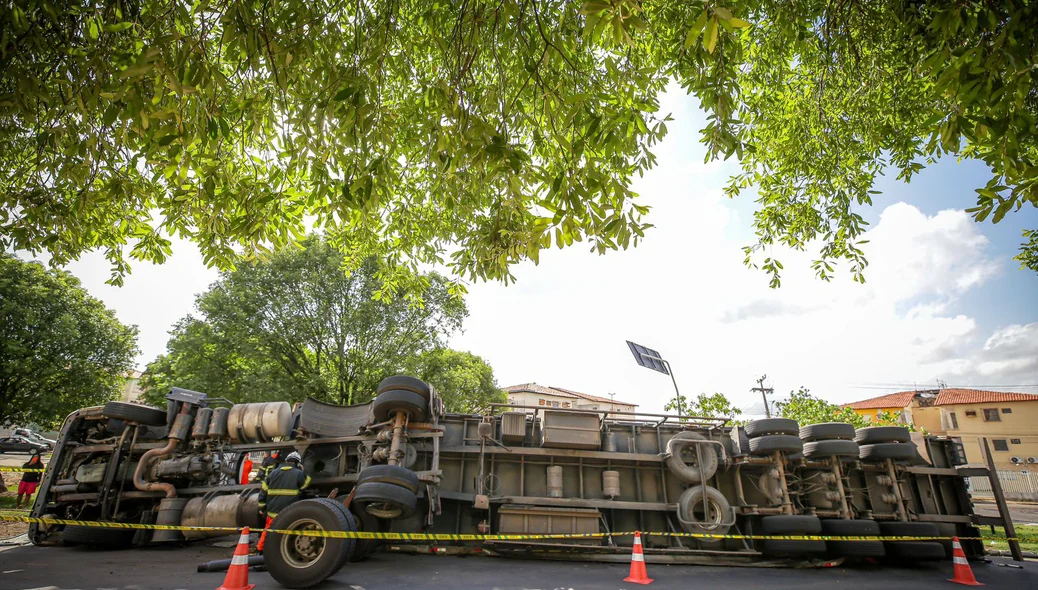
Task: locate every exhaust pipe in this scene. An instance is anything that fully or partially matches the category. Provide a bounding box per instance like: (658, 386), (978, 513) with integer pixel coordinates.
(133, 405), (193, 498)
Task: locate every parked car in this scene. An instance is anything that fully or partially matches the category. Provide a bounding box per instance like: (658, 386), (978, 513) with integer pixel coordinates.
(0, 435), (49, 454)
(13, 428), (56, 450)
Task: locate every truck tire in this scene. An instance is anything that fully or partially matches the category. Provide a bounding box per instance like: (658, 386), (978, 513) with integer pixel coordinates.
(353, 482), (418, 520)
(803, 439), (860, 459)
(310, 498), (357, 574)
(799, 423), (856, 442)
(372, 390), (428, 423)
(854, 426), (910, 444)
(264, 499), (356, 589)
(821, 519), (885, 557)
(748, 434), (803, 456)
(102, 401), (167, 427)
(744, 418), (799, 438)
(761, 515), (822, 535)
(761, 515), (826, 556)
(377, 376), (431, 400)
(349, 507), (382, 562)
(357, 464), (420, 494)
(885, 541), (947, 560)
(665, 432), (719, 483)
(859, 442), (918, 461)
(62, 525), (134, 548)
(676, 485), (732, 537)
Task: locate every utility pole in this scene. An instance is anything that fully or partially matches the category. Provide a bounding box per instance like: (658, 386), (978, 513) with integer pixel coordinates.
(752, 375), (774, 418)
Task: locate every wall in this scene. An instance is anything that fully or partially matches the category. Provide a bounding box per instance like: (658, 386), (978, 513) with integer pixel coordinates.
(938, 401), (1038, 471)
(505, 391), (635, 415)
(120, 376), (144, 403)
(907, 405), (945, 435)
(850, 406), (906, 424)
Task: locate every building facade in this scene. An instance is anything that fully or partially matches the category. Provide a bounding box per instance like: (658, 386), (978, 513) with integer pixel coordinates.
(503, 383), (637, 416)
(843, 389), (1038, 472)
(120, 371), (144, 403)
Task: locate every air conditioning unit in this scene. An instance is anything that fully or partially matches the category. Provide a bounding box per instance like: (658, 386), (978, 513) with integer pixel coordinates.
(1027, 457), (1038, 464)
(1011, 457), (1023, 464)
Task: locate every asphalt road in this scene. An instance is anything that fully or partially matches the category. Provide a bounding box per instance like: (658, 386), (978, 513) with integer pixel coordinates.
(0, 541), (1034, 590)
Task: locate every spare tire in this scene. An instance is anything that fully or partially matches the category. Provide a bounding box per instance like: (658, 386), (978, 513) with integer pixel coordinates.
(377, 376), (431, 400)
(799, 423), (856, 442)
(102, 401), (168, 427)
(859, 442), (918, 462)
(357, 464), (420, 494)
(748, 434), (803, 456)
(676, 485), (732, 537)
(744, 418), (799, 438)
(803, 439), (860, 459)
(264, 499), (356, 589)
(855, 426), (911, 444)
(665, 432), (719, 483)
(372, 390), (428, 423)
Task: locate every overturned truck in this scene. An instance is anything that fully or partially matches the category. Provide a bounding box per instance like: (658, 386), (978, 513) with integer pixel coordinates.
(29, 379), (1012, 587)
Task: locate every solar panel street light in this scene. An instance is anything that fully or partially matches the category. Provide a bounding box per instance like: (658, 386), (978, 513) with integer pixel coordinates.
(626, 340), (682, 415)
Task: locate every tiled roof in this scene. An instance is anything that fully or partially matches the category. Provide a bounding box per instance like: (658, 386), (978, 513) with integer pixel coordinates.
(841, 391), (919, 410)
(934, 389), (1038, 406)
(504, 383), (637, 407)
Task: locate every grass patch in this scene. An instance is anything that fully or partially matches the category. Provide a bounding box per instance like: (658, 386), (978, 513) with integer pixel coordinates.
(980, 523), (1038, 553)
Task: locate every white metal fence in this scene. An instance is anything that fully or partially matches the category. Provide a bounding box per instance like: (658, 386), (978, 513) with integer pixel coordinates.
(969, 470), (1038, 502)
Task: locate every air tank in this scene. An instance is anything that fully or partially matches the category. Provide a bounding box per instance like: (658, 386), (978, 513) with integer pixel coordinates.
(227, 402), (293, 443)
(192, 408), (213, 440)
(603, 470), (621, 499)
(547, 466), (564, 498)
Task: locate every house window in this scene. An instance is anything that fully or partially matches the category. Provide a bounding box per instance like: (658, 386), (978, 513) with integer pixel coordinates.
(947, 412), (958, 430)
(1002, 408), (1013, 414)
(965, 410), (977, 417)
(983, 409), (1001, 422)
(1011, 439), (1021, 445)
(992, 439), (1009, 452)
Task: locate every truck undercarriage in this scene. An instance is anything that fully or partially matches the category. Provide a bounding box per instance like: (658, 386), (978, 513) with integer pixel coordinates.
(27, 378), (1013, 587)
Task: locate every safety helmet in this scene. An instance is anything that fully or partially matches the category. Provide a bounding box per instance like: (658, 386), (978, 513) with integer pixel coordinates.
(286, 451), (302, 464)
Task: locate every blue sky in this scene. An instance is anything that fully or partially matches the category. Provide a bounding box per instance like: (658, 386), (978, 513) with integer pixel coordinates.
(41, 87), (1038, 414)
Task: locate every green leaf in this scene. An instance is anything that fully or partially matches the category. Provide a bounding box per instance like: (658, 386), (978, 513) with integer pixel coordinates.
(704, 16), (719, 54)
(684, 11), (709, 50)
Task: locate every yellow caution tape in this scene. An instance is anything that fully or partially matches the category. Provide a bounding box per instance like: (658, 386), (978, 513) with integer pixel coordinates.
(0, 467), (45, 472)
(0, 513), (1029, 543)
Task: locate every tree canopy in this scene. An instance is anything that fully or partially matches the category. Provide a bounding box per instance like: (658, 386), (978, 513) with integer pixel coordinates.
(406, 348), (505, 413)
(665, 392), (742, 421)
(2, 1), (1035, 288)
(0, 254), (138, 428)
(776, 387), (912, 430)
(140, 236), (500, 408)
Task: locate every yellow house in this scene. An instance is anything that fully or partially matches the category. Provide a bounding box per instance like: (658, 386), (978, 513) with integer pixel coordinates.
(843, 389), (1038, 472)
(927, 389), (1038, 471)
(841, 391), (920, 424)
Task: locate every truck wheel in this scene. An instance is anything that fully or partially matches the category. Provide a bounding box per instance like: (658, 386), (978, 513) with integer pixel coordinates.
(744, 418), (799, 438)
(377, 376), (431, 400)
(62, 525), (134, 548)
(748, 434), (803, 456)
(799, 423), (856, 442)
(821, 519), (885, 558)
(803, 439), (859, 459)
(858, 442), (918, 461)
(349, 507), (382, 561)
(357, 464), (420, 494)
(854, 426), (910, 444)
(761, 515), (825, 556)
(676, 485), (732, 538)
(353, 482), (418, 520)
(885, 541), (947, 560)
(310, 498), (357, 574)
(102, 401), (167, 427)
(264, 499), (356, 589)
(372, 390), (428, 423)
(665, 432), (719, 483)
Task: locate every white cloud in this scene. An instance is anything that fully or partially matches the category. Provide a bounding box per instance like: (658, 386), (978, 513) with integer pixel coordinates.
(941, 323), (1038, 381)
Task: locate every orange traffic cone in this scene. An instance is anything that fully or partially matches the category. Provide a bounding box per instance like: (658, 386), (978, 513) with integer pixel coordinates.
(947, 536), (983, 586)
(623, 531), (653, 585)
(217, 527), (256, 590)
